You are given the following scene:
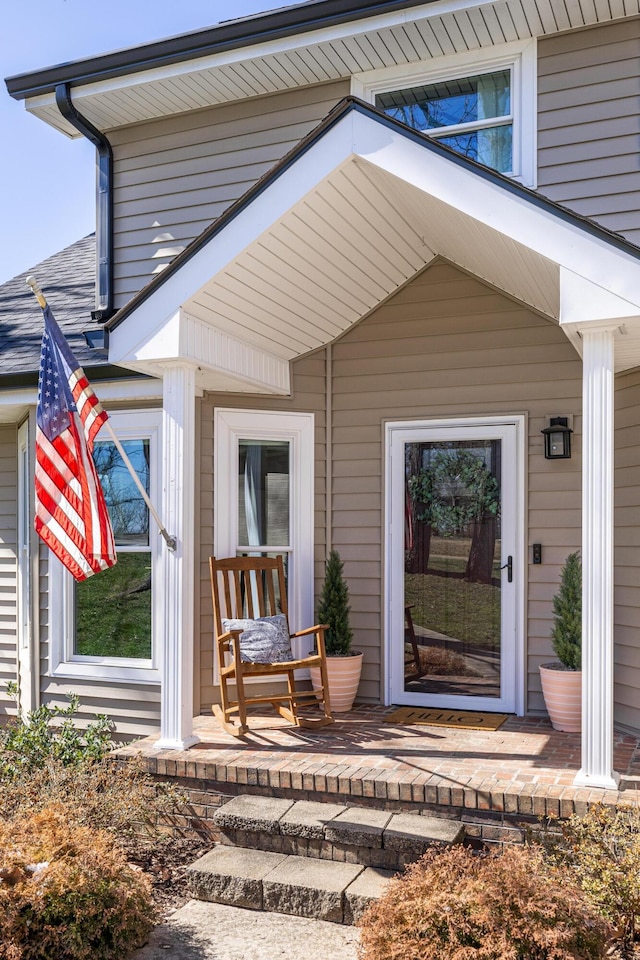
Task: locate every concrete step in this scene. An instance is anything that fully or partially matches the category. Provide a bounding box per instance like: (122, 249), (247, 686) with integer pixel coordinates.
(214, 795), (464, 871)
(187, 845), (395, 924)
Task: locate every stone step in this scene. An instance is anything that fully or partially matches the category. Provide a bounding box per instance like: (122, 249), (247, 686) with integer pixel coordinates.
(214, 795), (464, 871)
(187, 845), (395, 924)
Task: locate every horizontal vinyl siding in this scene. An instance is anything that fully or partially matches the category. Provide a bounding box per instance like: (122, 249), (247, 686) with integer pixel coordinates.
(614, 370), (640, 734)
(331, 260), (583, 709)
(198, 352), (326, 713)
(537, 19), (640, 245)
(0, 426), (17, 721)
(110, 79), (350, 306)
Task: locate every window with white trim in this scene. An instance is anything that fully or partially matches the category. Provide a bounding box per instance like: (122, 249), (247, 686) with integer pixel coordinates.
(214, 409), (314, 663)
(49, 409), (162, 683)
(352, 40), (536, 187)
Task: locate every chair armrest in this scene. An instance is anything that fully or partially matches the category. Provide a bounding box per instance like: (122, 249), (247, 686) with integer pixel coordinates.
(290, 624), (328, 639)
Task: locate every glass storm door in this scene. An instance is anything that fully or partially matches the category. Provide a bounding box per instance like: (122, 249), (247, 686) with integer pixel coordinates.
(387, 420), (520, 713)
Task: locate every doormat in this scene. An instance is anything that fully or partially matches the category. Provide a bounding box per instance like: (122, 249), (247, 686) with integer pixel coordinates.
(384, 707), (508, 731)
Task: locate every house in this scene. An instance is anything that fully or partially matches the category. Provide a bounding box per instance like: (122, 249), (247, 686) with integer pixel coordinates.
(4, 0), (640, 790)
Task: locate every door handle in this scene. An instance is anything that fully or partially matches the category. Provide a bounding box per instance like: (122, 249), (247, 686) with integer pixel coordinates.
(501, 556), (513, 583)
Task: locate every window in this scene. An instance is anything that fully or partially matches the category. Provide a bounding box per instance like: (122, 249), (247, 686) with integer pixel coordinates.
(49, 410), (162, 683)
(214, 409), (314, 663)
(352, 40), (536, 187)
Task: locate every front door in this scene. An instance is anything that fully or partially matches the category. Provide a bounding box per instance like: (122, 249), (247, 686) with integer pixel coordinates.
(386, 418), (523, 713)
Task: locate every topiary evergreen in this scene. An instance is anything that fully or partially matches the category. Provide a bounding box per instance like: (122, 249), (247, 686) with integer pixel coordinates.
(317, 549), (354, 656)
(551, 551), (582, 670)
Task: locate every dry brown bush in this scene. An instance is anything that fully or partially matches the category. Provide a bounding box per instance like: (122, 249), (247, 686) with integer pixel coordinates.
(0, 804), (156, 960)
(0, 755), (185, 854)
(358, 843), (611, 960)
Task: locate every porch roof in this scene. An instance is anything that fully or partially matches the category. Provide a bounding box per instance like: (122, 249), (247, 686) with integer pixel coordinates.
(106, 98), (640, 393)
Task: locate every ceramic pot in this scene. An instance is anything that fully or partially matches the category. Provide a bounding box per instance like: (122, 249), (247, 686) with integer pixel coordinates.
(539, 663), (581, 732)
(310, 652), (364, 713)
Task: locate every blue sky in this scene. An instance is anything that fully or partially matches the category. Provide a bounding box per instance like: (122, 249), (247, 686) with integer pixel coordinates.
(0, 0), (300, 285)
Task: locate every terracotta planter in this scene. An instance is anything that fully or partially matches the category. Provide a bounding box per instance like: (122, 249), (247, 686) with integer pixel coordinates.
(310, 652), (364, 713)
(539, 663), (582, 732)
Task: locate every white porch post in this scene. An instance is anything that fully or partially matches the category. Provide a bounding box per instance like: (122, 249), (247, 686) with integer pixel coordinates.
(574, 326), (618, 789)
(154, 363), (199, 750)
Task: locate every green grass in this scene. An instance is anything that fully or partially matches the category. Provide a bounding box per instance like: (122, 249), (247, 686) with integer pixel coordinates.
(405, 572), (500, 651)
(75, 553), (152, 659)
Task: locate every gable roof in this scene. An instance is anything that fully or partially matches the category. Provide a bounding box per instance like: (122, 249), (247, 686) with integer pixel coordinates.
(105, 96), (640, 392)
(106, 97), (640, 335)
(0, 234), (115, 385)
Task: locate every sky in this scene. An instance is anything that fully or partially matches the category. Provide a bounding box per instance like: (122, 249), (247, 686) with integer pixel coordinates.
(0, 0), (302, 285)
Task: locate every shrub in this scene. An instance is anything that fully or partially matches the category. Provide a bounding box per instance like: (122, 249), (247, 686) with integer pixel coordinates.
(0, 805), (155, 960)
(541, 803), (640, 952)
(0, 689), (114, 780)
(0, 755), (185, 853)
(550, 551), (582, 670)
(358, 843), (610, 960)
(317, 550), (353, 656)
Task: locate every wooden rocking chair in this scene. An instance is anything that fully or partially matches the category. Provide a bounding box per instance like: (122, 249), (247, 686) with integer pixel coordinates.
(209, 555), (333, 737)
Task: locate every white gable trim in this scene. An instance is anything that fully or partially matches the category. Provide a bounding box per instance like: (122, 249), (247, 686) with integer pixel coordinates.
(108, 107), (640, 377)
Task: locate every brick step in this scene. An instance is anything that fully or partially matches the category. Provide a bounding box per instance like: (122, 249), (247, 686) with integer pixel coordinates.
(214, 795), (465, 872)
(186, 845), (393, 924)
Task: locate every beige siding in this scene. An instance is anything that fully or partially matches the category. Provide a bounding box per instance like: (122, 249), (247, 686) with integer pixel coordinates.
(332, 261), (583, 708)
(615, 369), (640, 734)
(0, 426), (18, 720)
(110, 80), (350, 306)
(537, 19), (640, 245)
(199, 260), (585, 712)
(198, 352), (326, 713)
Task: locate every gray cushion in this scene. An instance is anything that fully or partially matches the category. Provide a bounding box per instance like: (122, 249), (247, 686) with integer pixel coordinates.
(222, 614), (294, 664)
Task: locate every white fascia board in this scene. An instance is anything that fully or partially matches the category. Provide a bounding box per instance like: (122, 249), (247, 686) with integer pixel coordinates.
(559, 269), (640, 327)
(26, 0), (496, 121)
(108, 114), (356, 363)
(0, 376), (162, 410)
(109, 307), (290, 394)
(352, 112), (640, 310)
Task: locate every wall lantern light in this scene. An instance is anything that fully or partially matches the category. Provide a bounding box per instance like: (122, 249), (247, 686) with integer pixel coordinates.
(541, 417), (573, 460)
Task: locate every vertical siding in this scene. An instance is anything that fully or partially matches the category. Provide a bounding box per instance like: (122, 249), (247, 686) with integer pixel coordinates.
(110, 79), (350, 306)
(331, 261), (583, 707)
(198, 352), (326, 713)
(614, 369), (640, 734)
(0, 425), (18, 720)
(537, 19), (640, 245)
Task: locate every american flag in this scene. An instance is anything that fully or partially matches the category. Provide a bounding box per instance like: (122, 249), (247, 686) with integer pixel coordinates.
(35, 305), (117, 581)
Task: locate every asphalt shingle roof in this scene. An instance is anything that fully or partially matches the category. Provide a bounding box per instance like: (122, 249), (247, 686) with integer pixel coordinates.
(0, 233), (104, 379)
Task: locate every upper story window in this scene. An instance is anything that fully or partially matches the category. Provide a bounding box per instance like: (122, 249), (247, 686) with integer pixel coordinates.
(352, 40), (536, 188)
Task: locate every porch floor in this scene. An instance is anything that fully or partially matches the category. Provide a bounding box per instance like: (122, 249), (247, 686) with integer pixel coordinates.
(118, 706), (640, 823)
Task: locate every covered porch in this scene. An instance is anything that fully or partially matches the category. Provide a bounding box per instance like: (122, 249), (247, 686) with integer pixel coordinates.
(104, 99), (640, 790)
(116, 706), (640, 844)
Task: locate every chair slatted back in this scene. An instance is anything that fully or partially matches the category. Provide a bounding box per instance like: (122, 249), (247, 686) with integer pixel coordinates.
(210, 556), (289, 637)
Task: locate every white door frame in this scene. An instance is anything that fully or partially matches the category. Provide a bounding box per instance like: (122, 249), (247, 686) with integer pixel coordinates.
(384, 415), (526, 714)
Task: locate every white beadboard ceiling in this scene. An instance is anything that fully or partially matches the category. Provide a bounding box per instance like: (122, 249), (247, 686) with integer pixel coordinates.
(185, 155), (562, 361)
(25, 0), (640, 136)
(107, 108), (640, 390)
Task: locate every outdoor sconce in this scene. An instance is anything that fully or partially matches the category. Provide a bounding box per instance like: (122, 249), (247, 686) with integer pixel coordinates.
(541, 417), (573, 460)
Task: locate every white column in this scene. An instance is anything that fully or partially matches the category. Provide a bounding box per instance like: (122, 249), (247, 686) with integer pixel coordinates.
(574, 327), (618, 789)
(154, 363), (199, 750)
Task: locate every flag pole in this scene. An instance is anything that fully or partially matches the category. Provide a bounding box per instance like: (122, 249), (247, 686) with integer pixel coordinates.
(26, 275), (176, 551)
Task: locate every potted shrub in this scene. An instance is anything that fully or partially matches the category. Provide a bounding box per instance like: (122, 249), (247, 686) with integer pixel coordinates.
(309, 550), (363, 712)
(540, 551), (582, 732)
